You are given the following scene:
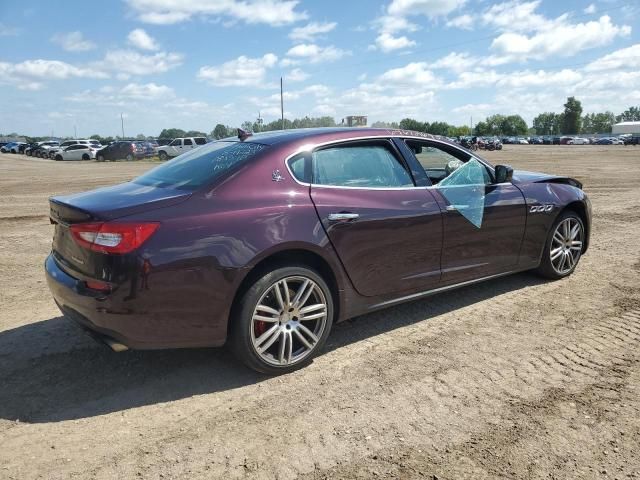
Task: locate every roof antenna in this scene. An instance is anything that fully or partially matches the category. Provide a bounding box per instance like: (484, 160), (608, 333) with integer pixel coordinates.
(237, 128), (252, 141)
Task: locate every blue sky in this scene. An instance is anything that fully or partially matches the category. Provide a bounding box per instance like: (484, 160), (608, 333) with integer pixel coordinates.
(0, 0), (638, 137)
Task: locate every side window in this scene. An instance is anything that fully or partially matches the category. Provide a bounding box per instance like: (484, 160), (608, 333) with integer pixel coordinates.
(184, 139), (193, 146)
(194, 138), (207, 145)
(169, 139), (182, 146)
(288, 153), (308, 183)
(405, 140), (491, 185)
(312, 143), (414, 188)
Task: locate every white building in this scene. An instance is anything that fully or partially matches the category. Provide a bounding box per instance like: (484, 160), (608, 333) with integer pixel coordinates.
(612, 121), (640, 135)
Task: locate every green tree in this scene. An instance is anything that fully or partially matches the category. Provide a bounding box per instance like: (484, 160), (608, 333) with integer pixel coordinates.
(449, 125), (471, 136)
(371, 120), (400, 128)
(501, 115), (528, 136)
(158, 128), (186, 139)
(562, 97), (583, 134)
(582, 112), (615, 134)
(212, 124), (229, 139)
(185, 130), (207, 137)
(533, 112), (557, 135)
(425, 121), (451, 136)
(399, 118), (426, 132)
(474, 121), (490, 136)
(616, 106), (640, 122)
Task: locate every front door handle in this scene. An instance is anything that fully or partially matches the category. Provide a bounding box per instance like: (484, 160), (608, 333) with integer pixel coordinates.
(446, 204), (469, 211)
(328, 213), (360, 221)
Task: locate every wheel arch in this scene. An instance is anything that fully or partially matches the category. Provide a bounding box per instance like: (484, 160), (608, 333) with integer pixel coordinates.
(561, 200), (590, 253)
(228, 247), (342, 331)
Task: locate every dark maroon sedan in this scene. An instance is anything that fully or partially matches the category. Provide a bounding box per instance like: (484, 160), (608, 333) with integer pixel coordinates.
(46, 128), (591, 374)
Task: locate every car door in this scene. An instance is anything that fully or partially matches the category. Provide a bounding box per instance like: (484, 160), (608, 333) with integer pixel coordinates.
(402, 138), (526, 284)
(183, 138), (193, 151)
(63, 145), (80, 160)
(307, 139), (443, 297)
(168, 139), (182, 155)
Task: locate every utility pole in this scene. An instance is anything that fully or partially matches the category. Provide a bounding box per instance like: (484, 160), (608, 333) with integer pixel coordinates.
(120, 113), (125, 139)
(74, 124), (77, 139)
(256, 111), (263, 132)
(280, 77), (284, 131)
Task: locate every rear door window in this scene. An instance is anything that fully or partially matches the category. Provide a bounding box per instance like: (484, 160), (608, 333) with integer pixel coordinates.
(184, 139), (193, 146)
(312, 143), (413, 188)
(194, 138), (207, 145)
(169, 139), (182, 146)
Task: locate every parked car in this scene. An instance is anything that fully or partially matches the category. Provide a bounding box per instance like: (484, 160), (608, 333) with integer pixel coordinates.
(45, 127), (591, 374)
(568, 137), (589, 145)
(95, 141), (146, 161)
(1, 142), (20, 153)
(53, 144), (97, 161)
(25, 141), (59, 157)
(516, 137), (529, 144)
(157, 137), (208, 160)
(48, 139), (101, 159)
(530, 137), (543, 145)
(135, 141), (155, 157)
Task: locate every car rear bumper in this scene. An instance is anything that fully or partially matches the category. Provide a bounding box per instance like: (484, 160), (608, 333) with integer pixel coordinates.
(45, 253), (227, 349)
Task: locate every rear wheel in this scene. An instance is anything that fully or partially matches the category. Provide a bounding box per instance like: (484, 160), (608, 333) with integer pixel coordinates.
(536, 210), (585, 279)
(54, 155), (63, 161)
(229, 266), (334, 374)
(97, 154), (105, 162)
(159, 151), (168, 161)
(125, 153), (133, 162)
(82, 154), (90, 160)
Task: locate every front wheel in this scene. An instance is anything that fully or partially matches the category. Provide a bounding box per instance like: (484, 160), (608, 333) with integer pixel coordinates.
(229, 266), (334, 374)
(536, 210), (585, 279)
(125, 154), (133, 162)
(159, 151), (168, 161)
(97, 154), (105, 162)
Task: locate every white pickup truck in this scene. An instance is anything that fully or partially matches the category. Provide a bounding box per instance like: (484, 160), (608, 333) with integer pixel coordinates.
(157, 137), (208, 160)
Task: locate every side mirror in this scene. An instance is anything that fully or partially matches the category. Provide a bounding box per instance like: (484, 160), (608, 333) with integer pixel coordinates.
(495, 164), (513, 183)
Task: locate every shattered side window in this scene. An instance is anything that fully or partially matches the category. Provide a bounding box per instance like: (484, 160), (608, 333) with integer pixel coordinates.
(437, 159), (489, 228)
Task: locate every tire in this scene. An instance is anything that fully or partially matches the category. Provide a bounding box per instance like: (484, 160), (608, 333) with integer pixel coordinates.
(229, 265), (334, 375)
(82, 154), (90, 160)
(97, 154), (105, 162)
(159, 151), (168, 161)
(535, 210), (585, 280)
(126, 154), (133, 162)
(54, 155), (63, 161)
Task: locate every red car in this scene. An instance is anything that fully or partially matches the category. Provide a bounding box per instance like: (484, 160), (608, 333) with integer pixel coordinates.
(46, 128), (591, 374)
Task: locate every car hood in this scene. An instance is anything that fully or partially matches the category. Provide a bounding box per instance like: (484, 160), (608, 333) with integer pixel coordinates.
(512, 170), (582, 189)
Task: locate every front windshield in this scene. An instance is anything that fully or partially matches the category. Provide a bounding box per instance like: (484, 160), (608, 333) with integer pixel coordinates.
(134, 141), (267, 190)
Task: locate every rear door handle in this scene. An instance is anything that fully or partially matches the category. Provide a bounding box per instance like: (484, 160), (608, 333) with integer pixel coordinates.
(328, 213), (360, 221)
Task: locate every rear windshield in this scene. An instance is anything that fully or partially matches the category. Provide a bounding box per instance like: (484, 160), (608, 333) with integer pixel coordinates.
(133, 141), (266, 190)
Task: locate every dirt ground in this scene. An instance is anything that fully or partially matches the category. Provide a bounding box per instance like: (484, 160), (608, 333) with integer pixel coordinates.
(1, 145), (639, 480)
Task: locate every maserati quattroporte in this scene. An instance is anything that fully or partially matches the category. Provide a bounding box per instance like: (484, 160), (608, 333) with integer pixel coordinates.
(46, 128), (591, 374)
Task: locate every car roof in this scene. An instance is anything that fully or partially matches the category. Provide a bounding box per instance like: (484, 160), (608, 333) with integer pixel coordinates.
(222, 127), (458, 148)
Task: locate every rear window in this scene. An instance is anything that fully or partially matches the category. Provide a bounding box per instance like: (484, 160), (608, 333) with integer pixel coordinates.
(133, 141), (267, 190)
(194, 137), (207, 145)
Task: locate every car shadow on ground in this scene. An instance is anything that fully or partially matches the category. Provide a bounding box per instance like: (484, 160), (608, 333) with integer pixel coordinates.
(0, 272), (545, 423)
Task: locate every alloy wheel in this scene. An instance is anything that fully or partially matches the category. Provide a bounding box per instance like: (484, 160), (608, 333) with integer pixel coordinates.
(550, 217), (583, 275)
(250, 276), (328, 367)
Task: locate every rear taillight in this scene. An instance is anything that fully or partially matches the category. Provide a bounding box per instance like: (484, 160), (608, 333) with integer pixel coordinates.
(70, 222), (159, 254)
(85, 279), (112, 293)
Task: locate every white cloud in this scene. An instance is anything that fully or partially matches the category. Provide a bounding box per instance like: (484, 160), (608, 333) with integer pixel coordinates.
(51, 31), (96, 52)
(431, 52), (476, 72)
(286, 68), (309, 82)
(584, 4), (596, 14)
(379, 62), (442, 87)
(285, 44), (349, 63)
(0, 23), (20, 36)
(198, 53), (278, 86)
(481, 0), (554, 32)
(0, 59), (107, 90)
(125, 0), (307, 26)
(584, 43), (640, 71)
(289, 21), (336, 42)
(374, 32), (416, 52)
(446, 14), (473, 30)
(66, 82), (175, 104)
(100, 50), (183, 75)
(127, 28), (159, 51)
(491, 15), (631, 60)
(373, 15), (419, 34)
(387, 0), (466, 18)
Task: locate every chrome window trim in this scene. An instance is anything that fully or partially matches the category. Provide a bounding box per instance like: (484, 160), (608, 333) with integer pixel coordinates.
(283, 134), (497, 191)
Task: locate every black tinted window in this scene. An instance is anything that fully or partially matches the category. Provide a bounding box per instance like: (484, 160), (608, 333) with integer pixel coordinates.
(313, 144), (413, 188)
(134, 141), (266, 190)
(195, 138), (207, 145)
(184, 139), (193, 146)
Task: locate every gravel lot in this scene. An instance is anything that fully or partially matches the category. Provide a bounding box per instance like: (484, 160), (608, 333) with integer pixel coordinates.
(1, 145), (639, 479)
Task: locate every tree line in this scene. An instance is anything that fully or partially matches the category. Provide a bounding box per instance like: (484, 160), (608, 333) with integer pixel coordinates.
(9, 101), (639, 144)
